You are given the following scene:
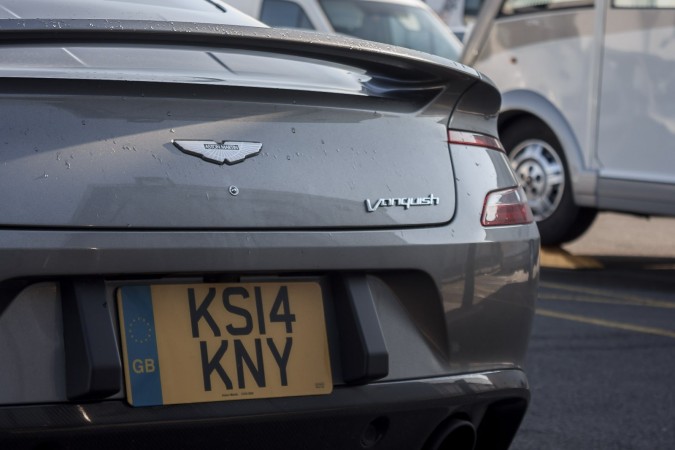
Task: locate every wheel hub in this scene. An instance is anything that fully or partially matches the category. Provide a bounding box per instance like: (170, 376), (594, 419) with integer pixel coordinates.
(516, 160), (546, 198)
(509, 139), (565, 221)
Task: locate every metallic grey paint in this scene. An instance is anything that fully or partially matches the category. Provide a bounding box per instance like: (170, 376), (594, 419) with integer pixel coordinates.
(1, 83), (458, 228)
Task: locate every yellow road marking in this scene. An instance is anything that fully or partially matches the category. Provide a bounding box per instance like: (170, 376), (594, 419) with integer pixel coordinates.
(540, 247), (603, 270)
(538, 289), (675, 309)
(536, 308), (675, 339)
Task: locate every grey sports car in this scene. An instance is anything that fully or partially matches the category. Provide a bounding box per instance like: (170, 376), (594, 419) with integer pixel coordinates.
(0, 0), (539, 449)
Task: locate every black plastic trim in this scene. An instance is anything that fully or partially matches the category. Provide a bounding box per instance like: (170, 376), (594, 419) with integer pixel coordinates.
(332, 275), (389, 383)
(0, 278), (32, 316)
(0, 370), (529, 450)
(61, 279), (122, 400)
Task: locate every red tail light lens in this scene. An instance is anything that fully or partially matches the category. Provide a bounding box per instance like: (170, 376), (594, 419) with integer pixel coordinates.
(481, 186), (534, 227)
(448, 130), (504, 153)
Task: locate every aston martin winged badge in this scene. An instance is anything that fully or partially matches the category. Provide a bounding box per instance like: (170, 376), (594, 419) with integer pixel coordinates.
(173, 140), (262, 165)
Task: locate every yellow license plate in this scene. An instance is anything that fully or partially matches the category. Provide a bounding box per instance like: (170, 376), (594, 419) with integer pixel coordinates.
(117, 281), (332, 407)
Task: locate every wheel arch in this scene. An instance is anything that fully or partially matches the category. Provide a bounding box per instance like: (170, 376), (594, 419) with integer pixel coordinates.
(497, 90), (597, 208)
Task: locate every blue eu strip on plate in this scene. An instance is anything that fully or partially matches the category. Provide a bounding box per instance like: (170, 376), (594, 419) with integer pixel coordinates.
(119, 285), (163, 407)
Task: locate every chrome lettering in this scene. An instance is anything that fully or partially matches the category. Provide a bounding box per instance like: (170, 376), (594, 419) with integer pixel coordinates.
(365, 198), (384, 212)
(364, 194), (440, 212)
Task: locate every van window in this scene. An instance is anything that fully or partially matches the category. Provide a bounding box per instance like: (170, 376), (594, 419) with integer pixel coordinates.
(501, 0), (594, 16)
(465, 0), (486, 16)
(261, 0), (315, 29)
(613, 0), (675, 7)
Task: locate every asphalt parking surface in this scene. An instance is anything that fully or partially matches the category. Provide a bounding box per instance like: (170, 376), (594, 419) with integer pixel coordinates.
(511, 214), (675, 449)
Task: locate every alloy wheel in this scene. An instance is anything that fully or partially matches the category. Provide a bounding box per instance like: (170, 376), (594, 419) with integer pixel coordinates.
(509, 139), (565, 221)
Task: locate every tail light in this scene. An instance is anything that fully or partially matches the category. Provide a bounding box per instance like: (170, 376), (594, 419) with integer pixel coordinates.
(448, 130), (504, 153)
(481, 186), (534, 227)
(448, 129), (531, 226)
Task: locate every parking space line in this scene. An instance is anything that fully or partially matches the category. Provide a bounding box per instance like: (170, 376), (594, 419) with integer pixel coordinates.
(536, 308), (675, 339)
(540, 281), (675, 309)
(538, 292), (675, 309)
(540, 247), (603, 269)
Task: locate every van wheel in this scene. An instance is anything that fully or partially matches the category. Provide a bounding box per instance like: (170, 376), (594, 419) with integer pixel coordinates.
(501, 118), (596, 245)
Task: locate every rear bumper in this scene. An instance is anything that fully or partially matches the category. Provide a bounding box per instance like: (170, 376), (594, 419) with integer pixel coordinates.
(0, 225), (538, 400)
(0, 369), (529, 450)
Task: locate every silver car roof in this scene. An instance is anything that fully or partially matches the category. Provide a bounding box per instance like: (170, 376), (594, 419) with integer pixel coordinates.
(0, 0), (264, 26)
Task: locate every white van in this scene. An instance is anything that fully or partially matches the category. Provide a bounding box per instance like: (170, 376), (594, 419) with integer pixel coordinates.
(462, 0), (675, 244)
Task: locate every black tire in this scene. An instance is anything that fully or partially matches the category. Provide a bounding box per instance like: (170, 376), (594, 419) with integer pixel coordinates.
(501, 117), (597, 246)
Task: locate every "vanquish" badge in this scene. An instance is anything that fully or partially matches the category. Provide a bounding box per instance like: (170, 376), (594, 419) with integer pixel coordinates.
(365, 194), (440, 212)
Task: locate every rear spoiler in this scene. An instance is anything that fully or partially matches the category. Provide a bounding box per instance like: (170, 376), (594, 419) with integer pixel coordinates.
(0, 20), (499, 135)
(0, 19), (479, 85)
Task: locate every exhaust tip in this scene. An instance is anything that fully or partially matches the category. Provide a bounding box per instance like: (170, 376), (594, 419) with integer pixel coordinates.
(424, 418), (476, 450)
(360, 416), (389, 448)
